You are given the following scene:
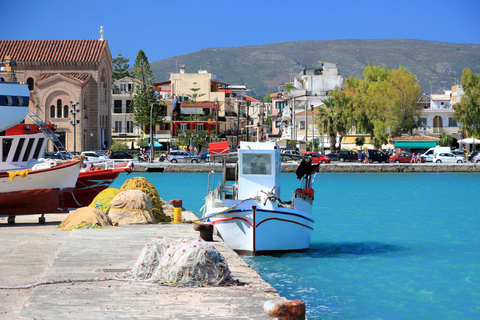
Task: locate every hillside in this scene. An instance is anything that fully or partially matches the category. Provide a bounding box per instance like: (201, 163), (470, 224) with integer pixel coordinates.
(149, 39), (480, 99)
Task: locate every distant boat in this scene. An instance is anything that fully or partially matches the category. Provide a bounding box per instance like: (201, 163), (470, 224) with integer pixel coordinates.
(0, 82), (29, 132)
(202, 141), (317, 255)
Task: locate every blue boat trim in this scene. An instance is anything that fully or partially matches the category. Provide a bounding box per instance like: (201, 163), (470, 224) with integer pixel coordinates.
(216, 208), (315, 223)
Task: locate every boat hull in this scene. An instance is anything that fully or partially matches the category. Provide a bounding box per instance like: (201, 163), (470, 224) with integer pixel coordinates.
(0, 160), (81, 215)
(61, 168), (123, 209)
(205, 199), (314, 255)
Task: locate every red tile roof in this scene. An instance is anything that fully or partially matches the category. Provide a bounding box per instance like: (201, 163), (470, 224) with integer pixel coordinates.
(37, 73), (91, 83)
(246, 95), (260, 102)
(0, 40), (108, 63)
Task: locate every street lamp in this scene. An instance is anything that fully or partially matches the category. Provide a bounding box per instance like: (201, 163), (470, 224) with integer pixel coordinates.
(150, 103), (154, 163)
(214, 97), (219, 142)
(90, 132), (94, 150)
(69, 101), (80, 154)
(310, 105), (314, 152)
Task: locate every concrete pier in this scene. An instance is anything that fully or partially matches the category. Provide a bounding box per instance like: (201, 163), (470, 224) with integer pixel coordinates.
(129, 160), (480, 173)
(0, 213), (282, 319)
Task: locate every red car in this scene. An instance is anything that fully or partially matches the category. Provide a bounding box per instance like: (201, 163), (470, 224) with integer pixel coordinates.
(302, 151), (330, 164)
(390, 152), (425, 163)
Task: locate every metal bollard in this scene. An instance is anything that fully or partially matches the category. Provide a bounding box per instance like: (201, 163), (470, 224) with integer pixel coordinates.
(264, 299), (306, 320)
(193, 223), (214, 241)
(169, 199), (182, 223)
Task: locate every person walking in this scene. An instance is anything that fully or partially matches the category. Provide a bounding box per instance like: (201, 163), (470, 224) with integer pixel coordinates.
(363, 149), (369, 164)
(410, 152), (416, 163)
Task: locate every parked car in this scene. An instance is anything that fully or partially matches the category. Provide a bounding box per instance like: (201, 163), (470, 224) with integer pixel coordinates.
(471, 152), (480, 163)
(338, 150), (359, 162)
(302, 151), (330, 164)
(451, 149), (466, 160)
(167, 150), (202, 163)
(390, 152), (424, 163)
(109, 151), (133, 159)
(281, 150), (302, 162)
(420, 147), (451, 162)
(325, 151), (340, 161)
(433, 152), (465, 163)
(81, 151), (109, 162)
(43, 151), (63, 159)
(467, 151), (479, 162)
(366, 149), (390, 163)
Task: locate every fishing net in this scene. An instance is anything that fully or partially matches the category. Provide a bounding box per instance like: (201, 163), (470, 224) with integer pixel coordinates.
(121, 236), (235, 287)
(59, 207), (114, 230)
(120, 177), (171, 222)
(108, 190), (156, 225)
(89, 188), (120, 213)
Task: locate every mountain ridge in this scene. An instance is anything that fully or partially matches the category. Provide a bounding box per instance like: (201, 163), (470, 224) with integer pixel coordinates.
(148, 39), (480, 98)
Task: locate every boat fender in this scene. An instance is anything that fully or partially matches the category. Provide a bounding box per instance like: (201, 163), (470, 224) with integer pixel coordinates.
(303, 187), (314, 199)
(193, 223), (214, 241)
(46, 159), (57, 167)
(295, 188), (303, 196)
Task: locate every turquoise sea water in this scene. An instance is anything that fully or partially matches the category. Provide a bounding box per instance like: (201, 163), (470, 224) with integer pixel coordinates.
(111, 172), (480, 320)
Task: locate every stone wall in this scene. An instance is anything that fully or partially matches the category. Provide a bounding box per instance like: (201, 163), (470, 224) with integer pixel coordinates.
(129, 162), (480, 173)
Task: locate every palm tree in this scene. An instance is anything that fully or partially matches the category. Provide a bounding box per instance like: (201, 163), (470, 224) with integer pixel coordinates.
(316, 97), (347, 151)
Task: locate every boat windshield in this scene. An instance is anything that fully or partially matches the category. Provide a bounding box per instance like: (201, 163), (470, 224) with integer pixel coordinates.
(241, 153), (271, 175)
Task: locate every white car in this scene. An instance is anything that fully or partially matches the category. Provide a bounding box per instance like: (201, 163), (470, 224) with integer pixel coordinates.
(81, 151), (109, 162)
(433, 152), (465, 164)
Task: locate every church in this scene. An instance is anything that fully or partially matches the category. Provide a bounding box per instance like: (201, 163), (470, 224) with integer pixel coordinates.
(0, 28), (113, 153)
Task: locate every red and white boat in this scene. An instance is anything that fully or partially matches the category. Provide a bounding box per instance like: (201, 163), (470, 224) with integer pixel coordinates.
(0, 80), (81, 223)
(61, 160), (134, 209)
(202, 141), (317, 255)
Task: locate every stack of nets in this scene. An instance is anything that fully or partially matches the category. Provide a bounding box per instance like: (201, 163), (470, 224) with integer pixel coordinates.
(89, 188), (120, 213)
(121, 236), (235, 287)
(108, 189), (156, 225)
(59, 207), (114, 230)
(120, 177), (171, 222)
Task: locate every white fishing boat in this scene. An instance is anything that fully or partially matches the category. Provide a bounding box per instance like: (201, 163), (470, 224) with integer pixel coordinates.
(0, 73), (81, 223)
(202, 141), (317, 255)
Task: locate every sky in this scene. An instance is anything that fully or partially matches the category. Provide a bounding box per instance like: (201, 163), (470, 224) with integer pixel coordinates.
(3, 0), (480, 64)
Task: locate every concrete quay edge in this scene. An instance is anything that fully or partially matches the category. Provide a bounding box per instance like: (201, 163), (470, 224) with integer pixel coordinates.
(131, 161), (480, 173)
(0, 212), (282, 319)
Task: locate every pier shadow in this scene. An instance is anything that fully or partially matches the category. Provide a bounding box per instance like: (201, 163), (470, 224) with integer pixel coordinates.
(305, 242), (404, 258)
(266, 242), (404, 258)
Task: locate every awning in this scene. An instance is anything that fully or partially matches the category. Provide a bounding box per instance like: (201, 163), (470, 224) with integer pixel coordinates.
(148, 141), (163, 147)
(394, 141), (437, 149)
(457, 138), (480, 144)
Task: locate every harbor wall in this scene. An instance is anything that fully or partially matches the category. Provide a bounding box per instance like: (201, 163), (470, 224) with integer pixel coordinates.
(130, 162), (480, 173)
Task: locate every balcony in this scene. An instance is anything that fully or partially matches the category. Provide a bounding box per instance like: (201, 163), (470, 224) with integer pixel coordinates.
(112, 89), (133, 95)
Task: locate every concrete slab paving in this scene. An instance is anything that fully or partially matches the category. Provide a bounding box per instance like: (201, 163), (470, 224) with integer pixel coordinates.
(0, 214), (281, 319)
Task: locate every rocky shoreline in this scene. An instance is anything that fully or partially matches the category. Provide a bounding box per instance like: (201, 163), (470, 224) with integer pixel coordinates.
(131, 162), (480, 173)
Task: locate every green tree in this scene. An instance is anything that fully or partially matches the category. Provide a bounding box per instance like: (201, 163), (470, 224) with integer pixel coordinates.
(131, 50), (165, 159)
(438, 131), (454, 147)
(112, 52), (131, 82)
(316, 96), (347, 151)
(336, 64), (421, 148)
(264, 93), (272, 103)
(454, 69), (480, 138)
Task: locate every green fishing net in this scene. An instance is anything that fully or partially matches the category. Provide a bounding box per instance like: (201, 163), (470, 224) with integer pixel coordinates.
(120, 236), (235, 287)
(120, 177), (171, 222)
(89, 188), (120, 213)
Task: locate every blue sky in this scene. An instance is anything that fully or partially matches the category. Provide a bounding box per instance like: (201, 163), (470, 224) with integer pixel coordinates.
(3, 0), (480, 63)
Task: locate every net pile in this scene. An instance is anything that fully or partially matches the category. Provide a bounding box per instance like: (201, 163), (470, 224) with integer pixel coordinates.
(108, 190), (156, 225)
(120, 177), (171, 222)
(89, 188), (120, 213)
(59, 207), (114, 230)
(121, 236), (235, 287)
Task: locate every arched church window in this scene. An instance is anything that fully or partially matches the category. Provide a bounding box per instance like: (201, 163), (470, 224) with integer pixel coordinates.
(50, 105), (55, 118)
(64, 105), (69, 118)
(27, 78), (35, 91)
(57, 99), (62, 118)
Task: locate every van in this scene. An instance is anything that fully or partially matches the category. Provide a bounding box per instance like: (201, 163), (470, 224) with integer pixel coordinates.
(420, 147), (451, 162)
